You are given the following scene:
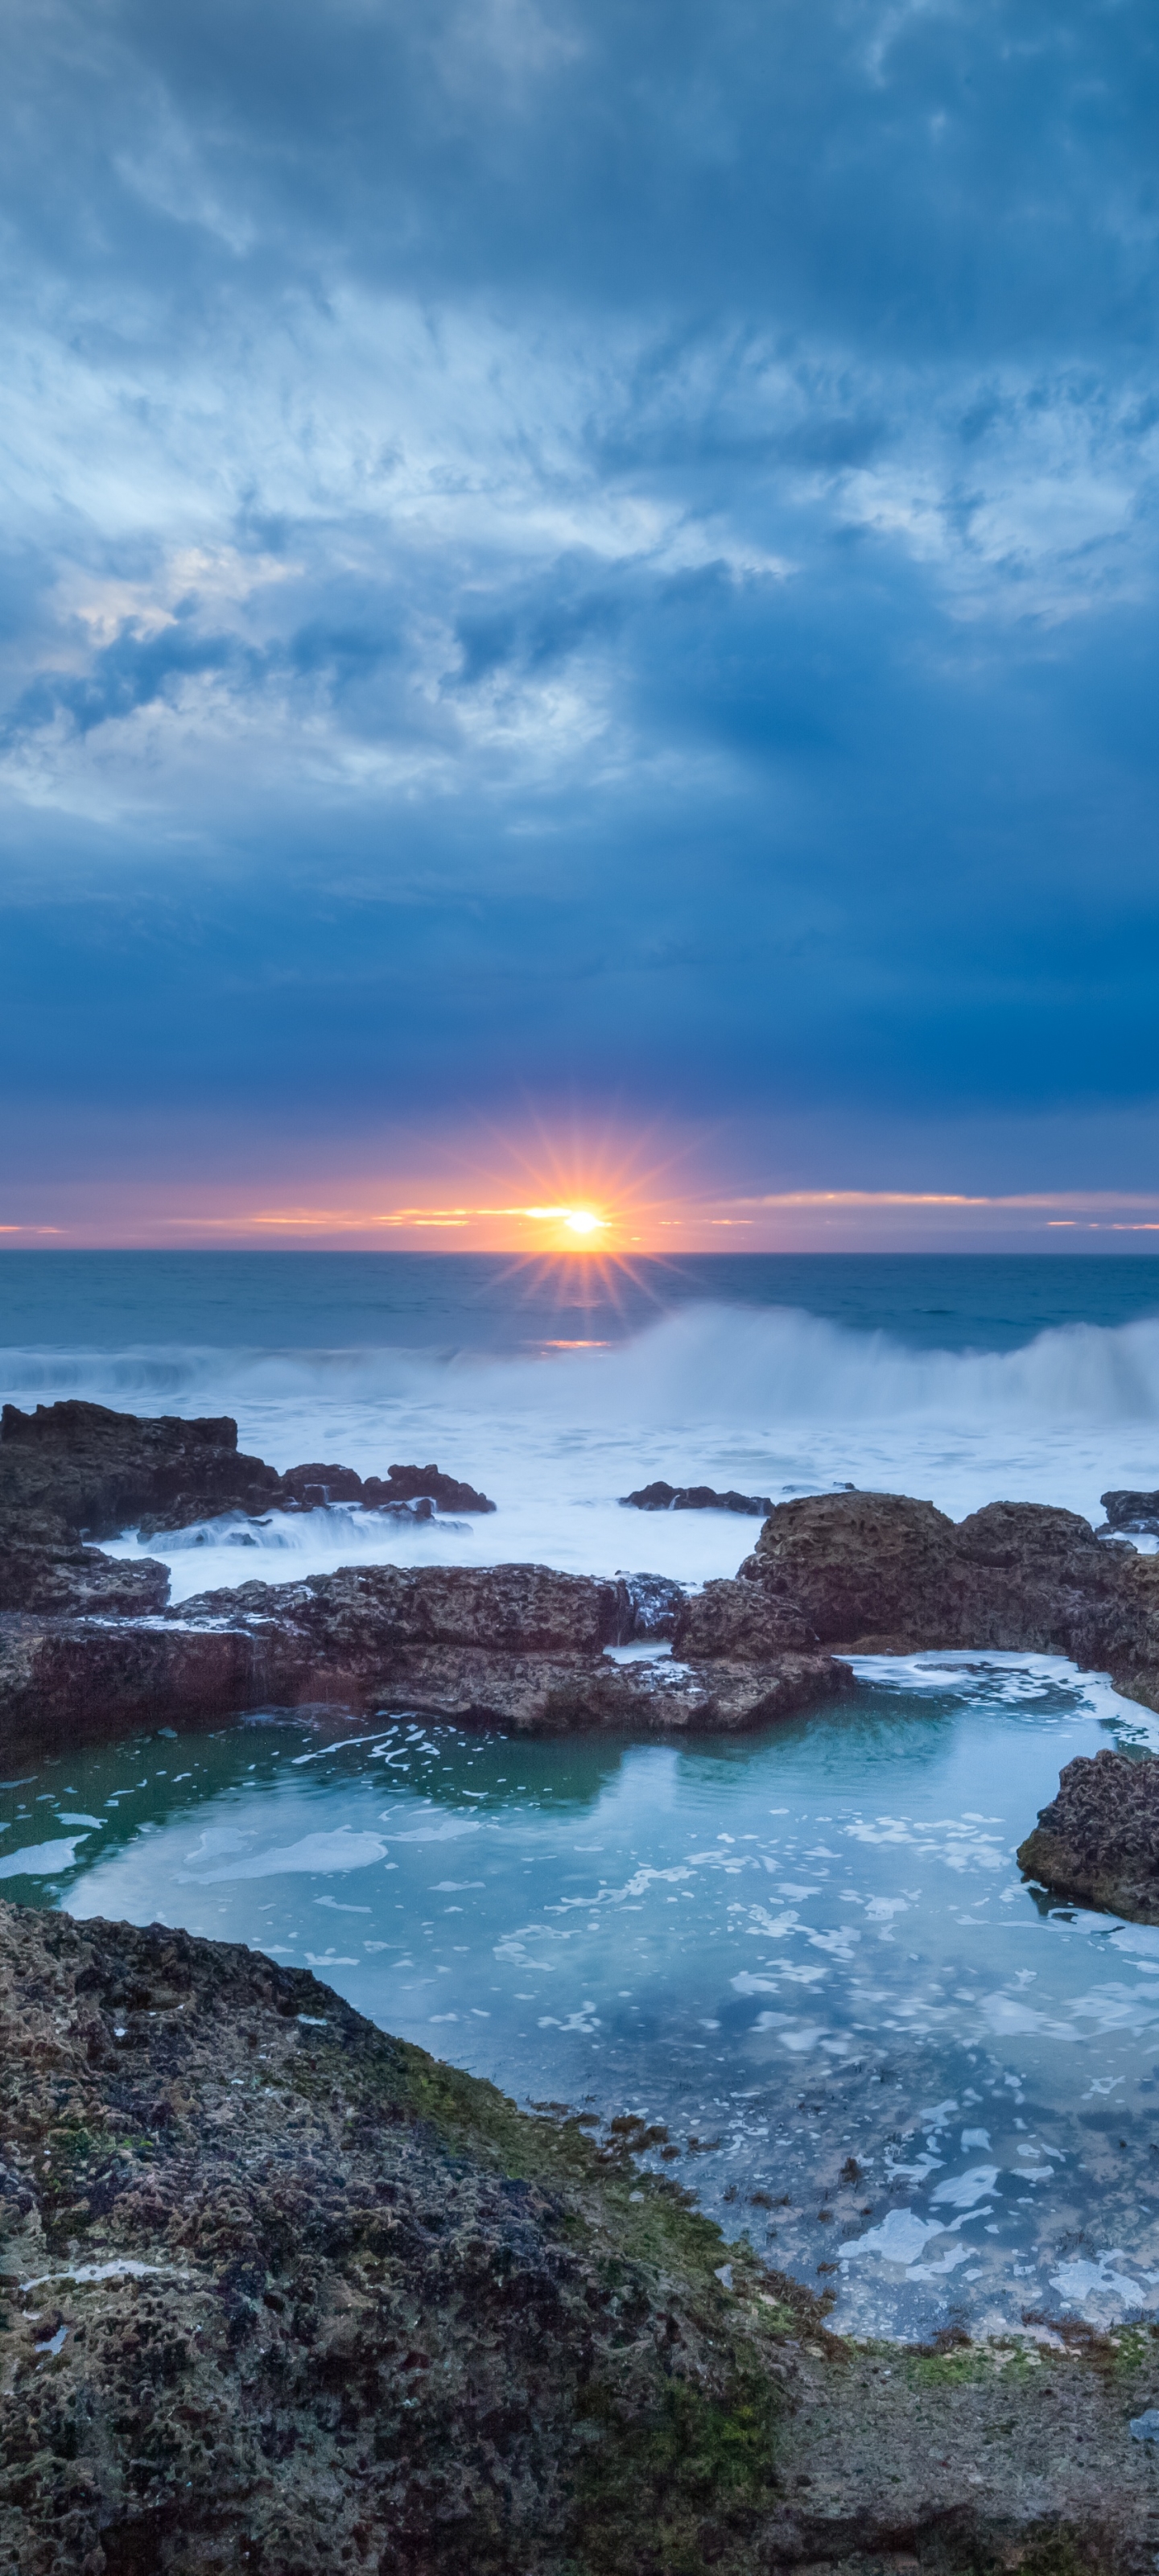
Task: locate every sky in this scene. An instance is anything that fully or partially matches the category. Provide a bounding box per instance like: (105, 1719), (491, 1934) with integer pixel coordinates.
(2, 0), (1158, 1249)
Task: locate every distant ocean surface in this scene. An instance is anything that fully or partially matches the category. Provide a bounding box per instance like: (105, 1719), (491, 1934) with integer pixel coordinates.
(4, 1251), (1159, 1599)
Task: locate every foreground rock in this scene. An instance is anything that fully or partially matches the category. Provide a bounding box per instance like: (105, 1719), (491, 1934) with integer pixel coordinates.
(0, 1402), (494, 1615)
(674, 1488), (1159, 1709)
(623, 1480), (773, 1514)
(3, 1898), (1157, 2574)
(1017, 1748), (1159, 1922)
(0, 1560), (852, 1753)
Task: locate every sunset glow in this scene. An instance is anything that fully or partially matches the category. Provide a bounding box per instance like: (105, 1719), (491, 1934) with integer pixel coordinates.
(14, 1176), (1159, 1252)
(526, 1205), (608, 1240)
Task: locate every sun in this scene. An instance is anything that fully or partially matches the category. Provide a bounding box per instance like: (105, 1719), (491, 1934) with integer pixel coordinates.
(524, 1203), (608, 1246)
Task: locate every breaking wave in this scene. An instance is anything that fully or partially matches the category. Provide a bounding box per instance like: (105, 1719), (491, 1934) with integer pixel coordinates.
(5, 1302), (1159, 1433)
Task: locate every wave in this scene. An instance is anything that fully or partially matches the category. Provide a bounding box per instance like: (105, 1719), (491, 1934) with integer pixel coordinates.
(5, 1302), (1159, 1430)
(543, 1305), (1159, 1430)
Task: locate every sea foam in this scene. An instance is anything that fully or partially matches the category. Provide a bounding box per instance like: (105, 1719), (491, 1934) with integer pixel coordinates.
(14, 1301), (1150, 1600)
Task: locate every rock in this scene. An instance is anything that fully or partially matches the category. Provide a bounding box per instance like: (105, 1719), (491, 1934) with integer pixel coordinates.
(692, 1489), (1159, 1680)
(1100, 1488), (1159, 1535)
(0, 1897), (793, 2575)
(2, 1897), (1155, 2571)
(674, 1581), (820, 1660)
(280, 1460), (366, 1504)
(622, 1480), (773, 1514)
(0, 1399), (282, 1542)
(364, 1463), (495, 1513)
(1017, 1748), (1159, 1922)
(0, 1404), (855, 1748)
(282, 1459), (495, 1513)
(0, 1406), (497, 1615)
(614, 1570), (686, 1637)
(0, 1541), (170, 1618)
(0, 1560), (853, 1751)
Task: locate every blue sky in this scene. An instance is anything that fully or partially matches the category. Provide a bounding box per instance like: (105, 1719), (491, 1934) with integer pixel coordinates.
(2, 0), (1158, 1242)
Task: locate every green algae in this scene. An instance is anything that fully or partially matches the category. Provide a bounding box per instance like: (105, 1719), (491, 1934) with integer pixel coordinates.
(564, 2365), (784, 2576)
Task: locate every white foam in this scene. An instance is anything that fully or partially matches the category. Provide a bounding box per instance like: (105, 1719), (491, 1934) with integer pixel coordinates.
(16, 1300), (1159, 1597)
(178, 1827), (390, 1883)
(0, 1835), (90, 1879)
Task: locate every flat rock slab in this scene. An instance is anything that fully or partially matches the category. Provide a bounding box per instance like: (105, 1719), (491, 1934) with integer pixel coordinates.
(1018, 1746), (1159, 1922)
(0, 1598), (852, 1753)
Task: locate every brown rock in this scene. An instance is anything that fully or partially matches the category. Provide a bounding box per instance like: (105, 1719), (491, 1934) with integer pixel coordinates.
(673, 1579), (820, 1660)
(693, 1488), (1159, 1684)
(0, 1538), (170, 1616)
(0, 1398), (281, 1541)
(0, 1553), (852, 1750)
(2, 1897), (1155, 2572)
(622, 1480), (773, 1515)
(1017, 1746), (1159, 1922)
(363, 1461), (496, 1513)
(0, 1406), (498, 1612)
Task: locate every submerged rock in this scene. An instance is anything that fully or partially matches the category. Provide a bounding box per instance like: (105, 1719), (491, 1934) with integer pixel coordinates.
(1, 1895), (1155, 2573)
(1017, 1747), (1159, 1922)
(622, 1480), (773, 1514)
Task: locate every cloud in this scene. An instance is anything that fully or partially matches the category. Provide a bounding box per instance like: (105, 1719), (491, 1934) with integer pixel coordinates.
(0, 0), (1156, 1195)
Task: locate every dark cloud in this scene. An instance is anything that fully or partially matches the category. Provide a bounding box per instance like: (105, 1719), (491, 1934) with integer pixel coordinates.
(0, 0), (1157, 1192)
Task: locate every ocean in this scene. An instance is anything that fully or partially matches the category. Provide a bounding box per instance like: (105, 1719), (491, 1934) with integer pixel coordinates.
(7, 1249), (1159, 2339)
(2, 1250), (1159, 1597)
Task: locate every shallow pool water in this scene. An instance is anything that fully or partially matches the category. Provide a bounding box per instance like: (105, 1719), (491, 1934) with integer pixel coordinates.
(6, 1653), (1159, 2341)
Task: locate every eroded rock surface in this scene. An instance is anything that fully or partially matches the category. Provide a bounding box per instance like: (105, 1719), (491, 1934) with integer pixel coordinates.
(0, 1402), (496, 1616)
(0, 1557), (851, 1751)
(0, 1406), (854, 1751)
(2, 1897), (1157, 2574)
(676, 1489), (1159, 1707)
(1100, 1488), (1159, 1537)
(0, 1400), (283, 1551)
(1017, 1747), (1159, 1922)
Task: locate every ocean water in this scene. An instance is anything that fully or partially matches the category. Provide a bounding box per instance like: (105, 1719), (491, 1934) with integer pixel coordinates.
(6, 1250), (1159, 2339)
(2, 1251), (1159, 1596)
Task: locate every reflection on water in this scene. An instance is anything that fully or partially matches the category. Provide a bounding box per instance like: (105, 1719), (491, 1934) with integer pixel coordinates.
(6, 1654), (1159, 2340)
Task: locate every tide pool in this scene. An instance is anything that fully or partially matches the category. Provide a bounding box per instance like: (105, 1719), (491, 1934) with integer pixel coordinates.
(6, 1651), (1159, 2339)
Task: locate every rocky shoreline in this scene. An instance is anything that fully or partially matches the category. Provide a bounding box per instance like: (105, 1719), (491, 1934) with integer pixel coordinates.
(6, 1894), (1159, 2575)
(0, 1400), (494, 1620)
(0, 1404), (855, 1754)
(8, 1399), (1159, 1918)
(10, 1409), (1159, 2557)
